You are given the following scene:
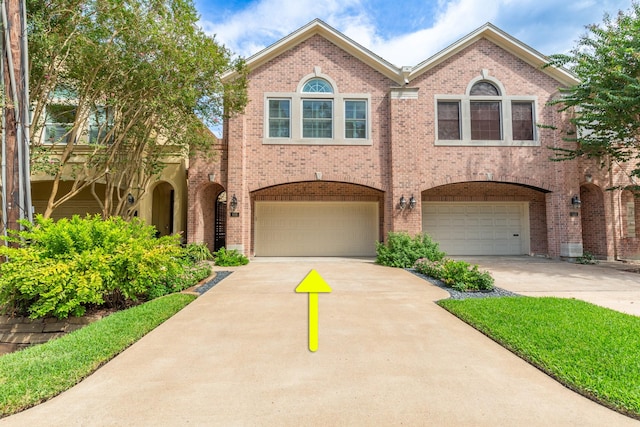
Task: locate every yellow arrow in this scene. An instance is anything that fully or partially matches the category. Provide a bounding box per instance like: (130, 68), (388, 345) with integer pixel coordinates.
(295, 269), (332, 352)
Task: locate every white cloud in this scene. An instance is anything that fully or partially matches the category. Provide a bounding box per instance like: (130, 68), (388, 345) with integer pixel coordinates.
(199, 0), (635, 66)
(200, 0), (365, 58)
(368, 0), (501, 65)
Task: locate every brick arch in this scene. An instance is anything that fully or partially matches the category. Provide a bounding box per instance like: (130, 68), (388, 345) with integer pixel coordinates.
(425, 174), (551, 193)
(189, 182), (225, 251)
(252, 180), (384, 199)
(250, 175), (387, 193)
(421, 180), (551, 256)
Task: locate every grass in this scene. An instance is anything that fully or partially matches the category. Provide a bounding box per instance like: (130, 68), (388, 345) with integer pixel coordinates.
(438, 296), (640, 419)
(0, 293), (196, 418)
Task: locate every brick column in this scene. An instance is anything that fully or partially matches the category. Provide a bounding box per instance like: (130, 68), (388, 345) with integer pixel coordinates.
(225, 115), (249, 255)
(388, 87), (423, 237)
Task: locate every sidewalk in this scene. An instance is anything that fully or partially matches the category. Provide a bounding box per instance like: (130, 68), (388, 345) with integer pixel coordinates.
(1, 259), (638, 426)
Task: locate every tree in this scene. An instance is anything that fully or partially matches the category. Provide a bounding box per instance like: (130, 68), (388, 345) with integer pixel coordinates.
(26, 0), (247, 218)
(547, 2), (640, 189)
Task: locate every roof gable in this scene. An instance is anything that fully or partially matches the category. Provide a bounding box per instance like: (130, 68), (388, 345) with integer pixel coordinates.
(238, 19), (404, 85)
(223, 20), (578, 87)
(409, 23), (578, 86)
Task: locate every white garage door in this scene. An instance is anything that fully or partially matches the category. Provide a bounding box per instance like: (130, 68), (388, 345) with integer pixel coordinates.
(255, 201), (379, 256)
(422, 202), (530, 255)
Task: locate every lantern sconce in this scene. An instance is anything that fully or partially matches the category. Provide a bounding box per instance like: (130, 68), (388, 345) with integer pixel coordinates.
(408, 195), (417, 210)
(571, 195), (581, 208)
(398, 195), (407, 211)
(230, 194), (238, 212)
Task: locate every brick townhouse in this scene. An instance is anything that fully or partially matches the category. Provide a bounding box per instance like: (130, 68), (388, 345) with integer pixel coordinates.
(187, 19), (640, 260)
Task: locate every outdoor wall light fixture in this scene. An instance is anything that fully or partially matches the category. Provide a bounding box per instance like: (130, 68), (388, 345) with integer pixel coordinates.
(409, 195), (417, 210)
(127, 193), (135, 205)
(230, 194), (238, 212)
(208, 173), (216, 182)
(398, 195), (407, 211)
(571, 195), (581, 208)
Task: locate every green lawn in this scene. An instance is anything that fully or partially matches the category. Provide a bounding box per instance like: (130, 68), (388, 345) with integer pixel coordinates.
(438, 296), (640, 419)
(0, 293), (196, 418)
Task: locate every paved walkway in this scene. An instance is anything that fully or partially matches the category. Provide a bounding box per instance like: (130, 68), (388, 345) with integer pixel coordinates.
(1, 258), (639, 426)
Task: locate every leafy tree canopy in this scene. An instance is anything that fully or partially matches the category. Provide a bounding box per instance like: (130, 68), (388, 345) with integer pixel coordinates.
(547, 2), (640, 185)
(26, 0), (247, 217)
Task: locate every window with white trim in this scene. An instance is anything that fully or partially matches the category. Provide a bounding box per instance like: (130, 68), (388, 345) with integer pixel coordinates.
(268, 99), (291, 138)
(44, 104), (76, 144)
(302, 99), (333, 138)
(435, 77), (538, 146)
(264, 71), (371, 145)
(345, 100), (367, 139)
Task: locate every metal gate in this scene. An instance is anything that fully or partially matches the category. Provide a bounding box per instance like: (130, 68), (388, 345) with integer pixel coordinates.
(214, 192), (226, 251)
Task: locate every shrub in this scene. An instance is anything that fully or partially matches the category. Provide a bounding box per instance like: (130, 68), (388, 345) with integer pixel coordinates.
(415, 258), (495, 292)
(183, 242), (214, 262)
(213, 247), (249, 266)
(576, 251), (598, 265)
(0, 215), (208, 319)
(376, 232), (445, 268)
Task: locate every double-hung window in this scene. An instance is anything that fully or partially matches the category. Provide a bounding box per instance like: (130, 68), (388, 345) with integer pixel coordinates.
(302, 99), (332, 138)
(44, 104), (76, 144)
(89, 106), (115, 144)
(436, 79), (538, 146)
(268, 99), (291, 138)
(345, 100), (367, 139)
(264, 74), (371, 145)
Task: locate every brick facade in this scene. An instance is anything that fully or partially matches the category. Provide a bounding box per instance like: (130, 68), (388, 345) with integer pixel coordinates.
(188, 20), (640, 260)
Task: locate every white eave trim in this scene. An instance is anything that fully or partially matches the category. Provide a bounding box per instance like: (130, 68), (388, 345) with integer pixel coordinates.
(222, 19), (405, 85)
(222, 21), (578, 88)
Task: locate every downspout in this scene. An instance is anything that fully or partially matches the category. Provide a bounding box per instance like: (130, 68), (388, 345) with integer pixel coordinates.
(1, 0), (24, 223)
(19, 0), (31, 222)
(1, 29), (6, 244)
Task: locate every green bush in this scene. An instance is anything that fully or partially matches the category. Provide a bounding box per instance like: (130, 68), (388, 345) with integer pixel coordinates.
(183, 242), (214, 262)
(376, 232), (445, 268)
(0, 215), (208, 319)
(213, 247), (249, 266)
(576, 251), (598, 265)
(415, 258), (495, 292)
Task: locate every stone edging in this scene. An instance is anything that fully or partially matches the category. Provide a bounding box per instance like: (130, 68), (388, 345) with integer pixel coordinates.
(0, 313), (106, 355)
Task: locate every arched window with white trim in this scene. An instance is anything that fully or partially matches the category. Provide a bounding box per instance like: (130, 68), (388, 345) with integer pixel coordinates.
(435, 73), (538, 146)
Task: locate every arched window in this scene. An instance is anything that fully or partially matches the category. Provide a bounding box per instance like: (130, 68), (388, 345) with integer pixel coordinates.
(302, 78), (333, 93)
(470, 81), (500, 96)
(435, 74), (537, 146)
(264, 69), (371, 144)
(301, 79), (334, 138)
(470, 81), (501, 140)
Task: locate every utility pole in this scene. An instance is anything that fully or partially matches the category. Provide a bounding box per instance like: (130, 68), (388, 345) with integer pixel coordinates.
(1, 0), (32, 242)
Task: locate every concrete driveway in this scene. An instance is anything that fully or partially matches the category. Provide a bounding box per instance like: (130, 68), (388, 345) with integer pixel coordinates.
(463, 256), (640, 317)
(1, 258), (638, 426)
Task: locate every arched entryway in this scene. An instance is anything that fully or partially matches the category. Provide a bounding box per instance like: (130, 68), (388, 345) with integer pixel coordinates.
(195, 183), (226, 252)
(214, 191), (227, 251)
(152, 182), (174, 237)
(580, 184), (607, 258)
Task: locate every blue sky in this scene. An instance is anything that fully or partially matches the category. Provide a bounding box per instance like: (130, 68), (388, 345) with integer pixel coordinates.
(194, 0), (634, 66)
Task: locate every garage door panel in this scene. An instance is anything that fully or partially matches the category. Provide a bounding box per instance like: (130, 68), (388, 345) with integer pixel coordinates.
(423, 202), (529, 256)
(255, 202), (378, 256)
